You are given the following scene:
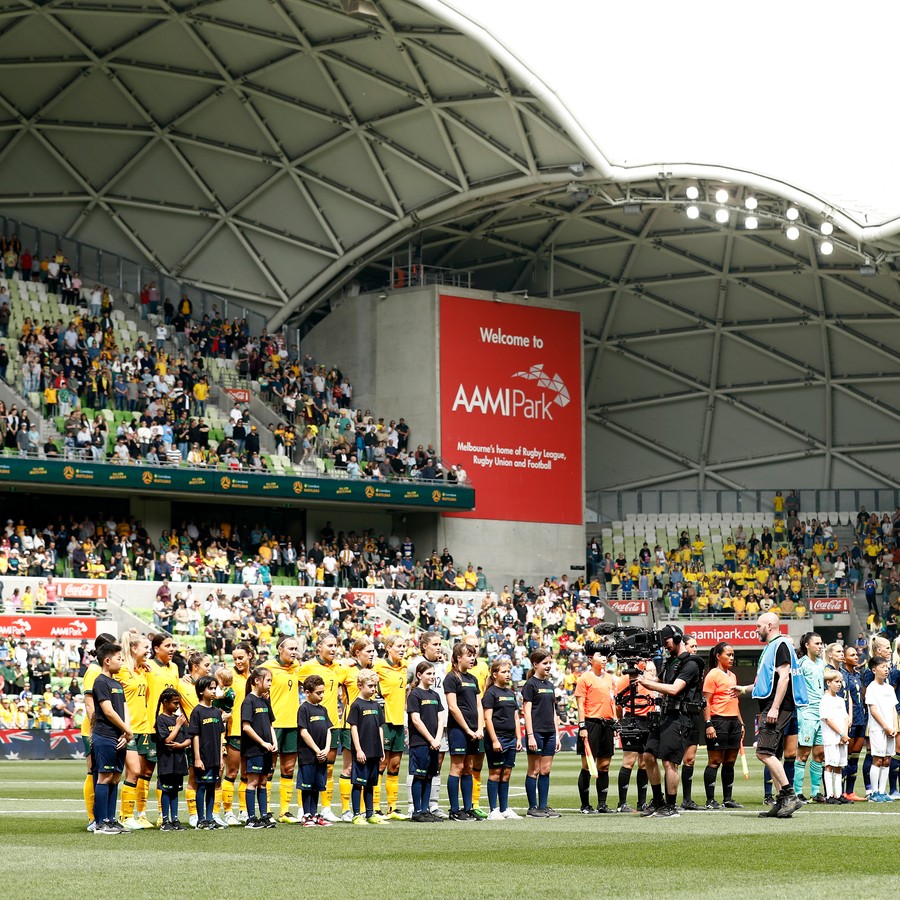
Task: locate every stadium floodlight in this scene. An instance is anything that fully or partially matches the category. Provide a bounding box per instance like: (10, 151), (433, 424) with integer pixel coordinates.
(568, 162), (586, 177)
(785, 206), (800, 220)
(859, 263), (877, 276)
(686, 204), (700, 219)
(623, 203), (643, 215)
(715, 208), (729, 223)
(744, 215), (758, 229)
(744, 196), (758, 210)
(785, 225), (800, 240)
(715, 189), (729, 204)
(820, 239), (834, 255)
(571, 189), (589, 203)
(820, 221), (834, 235)
(340, 0), (378, 16)
(685, 184), (700, 200)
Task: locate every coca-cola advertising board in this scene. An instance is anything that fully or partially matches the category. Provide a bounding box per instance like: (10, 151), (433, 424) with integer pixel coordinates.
(56, 580), (107, 600)
(439, 296), (583, 524)
(0, 615), (98, 640)
(606, 598), (649, 616)
(807, 597), (850, 614)
(684, 622), (788, 647)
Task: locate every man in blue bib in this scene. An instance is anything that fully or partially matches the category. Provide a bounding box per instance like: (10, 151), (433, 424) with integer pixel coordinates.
(750, 613), (808, 819)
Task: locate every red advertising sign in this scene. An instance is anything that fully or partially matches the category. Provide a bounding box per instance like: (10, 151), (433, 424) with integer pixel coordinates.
(439, 296), (583, 524)
(684, 622), (787, 647)
(807, 597), (850, 614)
(0, 615), (98, 640)
(606, 598), (649, 615)
(224, 387), (250, 404)
(56, 580), (107, 600)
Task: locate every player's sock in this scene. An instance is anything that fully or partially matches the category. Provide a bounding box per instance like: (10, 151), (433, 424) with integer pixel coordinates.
(792, 758), (806, 795)
(863, 753), (873, 792)
(133, 774), (147, 815)
(257, 787), (268, 818)
(703, 766), (717, 802)
(246, 787), (256, 819)
(195, 784), (207, 821)
(537, 774), (550, 808)
(339, 774), (352, 813)
(721, 763), (735, 802)
(221, 777), (235, 814)
(238, 778), (248, 814)
(636, 769), (648, 807)
(109, 783), (119, 821)
(784, 757), (796, 788)
(205, 786), (215, 821)
(870, 765), (882, 796)
(880, 765), (890, 795)
(421, 779), (433, 811)
(617, 767), (632, 806)
(578, 769), (590, 807)
(214, 786), (223, 817)
(681, 764), (694, 803)
(94, 783), (110, 824)
(411, 779), (424, 813)
(373, 774), (383, 811)
(651, 781), (663, 807)
(809, 760), (823, 797)
(186, 787), (197, 818)
(364, 786), (374, 819)
(429, 773), (442, 811)
(120, 780), (137, 820)
(170, 791), (180, 821)
(324, 764), (334, 810)
(763, 766), (772, 799)
(83, 774), (95, 821)
(524, 775), (537, 809)
(487, 779), (499, 810)
(386, 773), (399, 811)
(844, 753), (859, 795)
(447, 774), (461, 812)
(461, 773), (473, 810)
(279, 778), (292, 815)
(472, 769), (482, 808)
(161, 791), (171, 822)
(595, 771), (609, 808)
(499, 779), (511, 812)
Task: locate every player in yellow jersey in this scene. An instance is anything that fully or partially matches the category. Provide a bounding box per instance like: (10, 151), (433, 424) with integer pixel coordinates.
(339, 638), (376, 821)
(142, 634), (180, 824)
(177, 652), (213, 827)
(298, 632), (353, 822)
(116, 632), (152, 829)
(375, 635), (410, 820)
(262, 635), (303, 823)
(222, 642), (255, 825)
(464, 634), (490, 818)
(80, 632), (116, 831)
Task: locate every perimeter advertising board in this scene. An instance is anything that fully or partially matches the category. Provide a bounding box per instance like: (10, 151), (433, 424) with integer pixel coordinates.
(439, 296), (583, 524)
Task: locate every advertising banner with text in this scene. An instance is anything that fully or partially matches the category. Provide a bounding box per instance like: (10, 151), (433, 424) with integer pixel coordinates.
(439, 296), (583, 524)
(0, 615), (98, 640)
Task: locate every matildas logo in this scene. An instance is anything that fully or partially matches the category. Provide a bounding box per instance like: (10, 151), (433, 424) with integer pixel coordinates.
(292, 481), (303, 494)
(63, 466), (75, 480)
(220, 476), (232, 490)
(142, 471), (153, 485)
(432, 490), (441, 503)
(365, 486), (375, 498)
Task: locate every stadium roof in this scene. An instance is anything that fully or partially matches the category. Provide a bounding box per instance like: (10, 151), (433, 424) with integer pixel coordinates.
(2, 0), (900, 491)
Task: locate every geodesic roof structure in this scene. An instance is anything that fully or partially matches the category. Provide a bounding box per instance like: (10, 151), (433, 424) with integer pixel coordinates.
(3, 0), (900, 491)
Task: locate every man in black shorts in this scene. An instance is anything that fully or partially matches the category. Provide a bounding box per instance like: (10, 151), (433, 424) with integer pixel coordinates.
(750, 612), (803, 819)
(637, 625), (703, 819)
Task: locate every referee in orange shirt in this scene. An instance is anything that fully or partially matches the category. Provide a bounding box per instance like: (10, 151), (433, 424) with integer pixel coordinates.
(575, 650), (619, 814)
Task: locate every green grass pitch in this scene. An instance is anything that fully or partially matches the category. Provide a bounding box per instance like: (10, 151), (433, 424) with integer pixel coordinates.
(0, 753), (895, 898)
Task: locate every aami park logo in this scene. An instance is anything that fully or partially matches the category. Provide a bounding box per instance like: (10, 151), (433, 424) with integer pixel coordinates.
(451, 363), (570, 420)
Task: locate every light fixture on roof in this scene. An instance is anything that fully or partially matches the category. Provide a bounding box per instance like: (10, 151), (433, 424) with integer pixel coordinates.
(686, 205), (700, 219)
(744, 215), (758, 229)
(715, 208), (729, 223)
(820, 221), (834, 235)
(623, 203), (643, 215)
(820, 239), (834, 255)
(685, 184), (700, 200)
(785, 225), (800, 240)
(785, 206), (800, 221)
(744, 196), (758, 210)
(859, 261), (877, 276)
(571, 189), (589, 203)
(568, 162), (586, 177)
(715, 189), (729, 204)
(340, 0), (379, 16)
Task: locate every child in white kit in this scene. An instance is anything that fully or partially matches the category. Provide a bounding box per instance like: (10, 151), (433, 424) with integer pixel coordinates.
(819, 670), (850, 804)
(864, 656), (899, 802)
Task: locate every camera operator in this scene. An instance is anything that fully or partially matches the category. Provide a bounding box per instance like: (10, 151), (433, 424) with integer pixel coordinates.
(637, 624), (704, 818)
(574, 650), (617, 814)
